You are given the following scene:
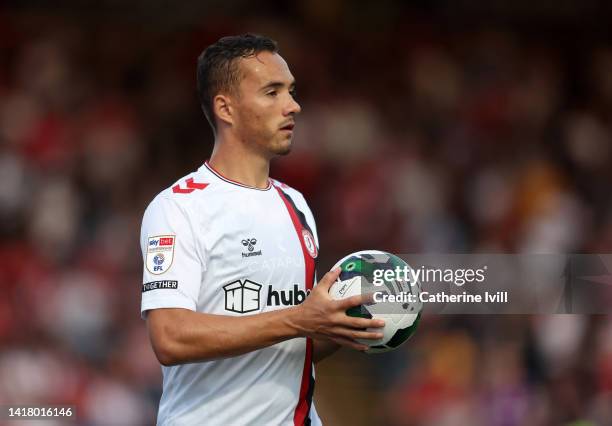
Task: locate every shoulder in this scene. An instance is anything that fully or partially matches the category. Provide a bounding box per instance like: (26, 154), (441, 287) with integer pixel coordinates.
(271, 178), (319, 245)
(271, 178), (315, 217)
(271, 178), (316, 221)
(270, 178), (308, 204)
(142, 169), (219, 224)
(148, 168), (219, 210)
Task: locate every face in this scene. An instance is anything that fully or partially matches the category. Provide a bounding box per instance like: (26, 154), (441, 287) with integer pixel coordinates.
(230, 51), (301, 157)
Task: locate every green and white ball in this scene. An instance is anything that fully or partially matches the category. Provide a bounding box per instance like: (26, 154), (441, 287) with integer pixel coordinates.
(330, 250), (423, 354)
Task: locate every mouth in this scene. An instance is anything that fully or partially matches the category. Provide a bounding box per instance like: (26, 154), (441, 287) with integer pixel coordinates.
(279, 122), (295, 132)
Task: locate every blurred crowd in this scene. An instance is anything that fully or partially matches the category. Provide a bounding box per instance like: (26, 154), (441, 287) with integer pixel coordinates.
(1, 3), (611, 425)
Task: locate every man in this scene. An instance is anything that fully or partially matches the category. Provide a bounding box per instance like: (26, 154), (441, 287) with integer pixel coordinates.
(140, 34), (384, 425)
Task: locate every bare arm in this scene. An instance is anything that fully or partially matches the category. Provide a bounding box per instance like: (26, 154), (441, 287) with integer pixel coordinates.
(147, 268), (384, 365)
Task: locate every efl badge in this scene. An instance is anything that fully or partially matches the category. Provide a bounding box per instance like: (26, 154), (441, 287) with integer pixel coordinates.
(146, 235), (175, 274)
(302, 229), (318, 258)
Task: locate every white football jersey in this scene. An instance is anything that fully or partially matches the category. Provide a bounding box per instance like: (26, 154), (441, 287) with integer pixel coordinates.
(140, 161), (321, 426)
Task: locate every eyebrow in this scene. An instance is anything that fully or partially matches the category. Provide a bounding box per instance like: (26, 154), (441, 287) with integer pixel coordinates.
(261, 80), (296, 91)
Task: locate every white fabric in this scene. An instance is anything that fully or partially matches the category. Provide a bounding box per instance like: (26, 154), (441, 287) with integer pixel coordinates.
(140, 163), (320, 426)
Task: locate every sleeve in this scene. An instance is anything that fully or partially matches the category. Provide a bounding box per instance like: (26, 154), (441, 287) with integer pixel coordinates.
(140, 196), (204, 318)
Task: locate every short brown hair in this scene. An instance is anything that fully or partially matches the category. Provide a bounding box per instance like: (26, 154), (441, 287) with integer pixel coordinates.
(196, 33), (278, 131)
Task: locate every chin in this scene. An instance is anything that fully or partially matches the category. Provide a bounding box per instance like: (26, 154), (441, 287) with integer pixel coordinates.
(272, 139), (292, 156)
(274, 146), (292, 156)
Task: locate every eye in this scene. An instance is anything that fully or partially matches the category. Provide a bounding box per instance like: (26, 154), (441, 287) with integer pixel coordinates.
(266, 90), (278, 97)
(289, 88), (297, 98)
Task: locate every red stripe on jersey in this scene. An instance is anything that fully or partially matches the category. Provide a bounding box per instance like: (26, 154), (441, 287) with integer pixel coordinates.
(273, 185), (316, 426)
(295, 339), (313, 426)
(274, 186), (316, 290)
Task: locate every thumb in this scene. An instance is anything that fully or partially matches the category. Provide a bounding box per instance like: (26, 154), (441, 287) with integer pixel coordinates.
(317, 267), (341, 291)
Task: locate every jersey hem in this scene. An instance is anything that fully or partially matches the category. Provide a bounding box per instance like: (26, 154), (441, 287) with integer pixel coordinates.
(141, 298), (197, 319)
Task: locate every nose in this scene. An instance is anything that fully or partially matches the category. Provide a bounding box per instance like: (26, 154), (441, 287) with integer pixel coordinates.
(285, 96), (301, 115)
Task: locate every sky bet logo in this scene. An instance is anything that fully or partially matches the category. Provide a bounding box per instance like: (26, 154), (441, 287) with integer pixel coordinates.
(149, 237), (174, 247)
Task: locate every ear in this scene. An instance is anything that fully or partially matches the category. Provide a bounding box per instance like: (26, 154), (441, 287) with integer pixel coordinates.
(213, 94), (233, 126)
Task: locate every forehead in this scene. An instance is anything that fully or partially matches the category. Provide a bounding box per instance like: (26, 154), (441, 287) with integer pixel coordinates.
(237, 51), (294, 88)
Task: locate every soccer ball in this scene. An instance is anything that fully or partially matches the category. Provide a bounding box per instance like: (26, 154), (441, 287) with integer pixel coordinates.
(330, 250), (423, 353)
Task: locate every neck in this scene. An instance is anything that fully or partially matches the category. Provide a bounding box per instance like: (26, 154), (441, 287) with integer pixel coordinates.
(208, 132), (271, 190)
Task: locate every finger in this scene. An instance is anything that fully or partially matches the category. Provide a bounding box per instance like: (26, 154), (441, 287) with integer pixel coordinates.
(361, 292), (377, 306)
(330, 336), (369, 351)
(344, 317), (386, 329)
(336, 293), (374, 309)
(317, 267), (342, 291)
(332, 327), (384, 341)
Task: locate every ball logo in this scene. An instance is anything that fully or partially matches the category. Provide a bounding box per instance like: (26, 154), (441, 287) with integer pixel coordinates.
(153, 254), (165, 265)
(302, 229), (318, 258)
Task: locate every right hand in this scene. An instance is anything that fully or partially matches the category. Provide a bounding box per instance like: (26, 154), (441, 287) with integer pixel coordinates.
(291, 267), (385, 351)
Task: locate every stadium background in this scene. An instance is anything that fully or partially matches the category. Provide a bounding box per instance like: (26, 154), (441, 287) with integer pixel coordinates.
(1, 1), (611, 424)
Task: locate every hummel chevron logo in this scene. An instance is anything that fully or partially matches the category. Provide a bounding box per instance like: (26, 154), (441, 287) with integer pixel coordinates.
(172, 178), (209, 194)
